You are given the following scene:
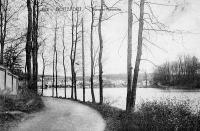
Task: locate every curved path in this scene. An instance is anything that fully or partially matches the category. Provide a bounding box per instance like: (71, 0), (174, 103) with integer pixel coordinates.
(11, 97), (106, 131)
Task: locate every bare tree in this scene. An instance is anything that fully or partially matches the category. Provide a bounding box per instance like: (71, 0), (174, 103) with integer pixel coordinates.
(52, 43), (55, 97)
(51, 16), (58, 98)
(32, 0), (39, 93)
(86, 0), (123, 104)
(73, 10), (80, 100)
(55, 19), (58, 97)
(70, 8), (80, 100)
(131, 0), (145, 110)
(62, 21), (67, 99)
(40, 42), (51, 96)
(0, 1), (1, 45)
(41, 51), (45, 95)
(81, 17), (85, 102)
(98, 0), (104, 105)
(126, 0), (133, 112)
(126, 0), (145, 112)
(70, 8), (74, 99)
(90, 0), (96, 103)
(0, 0), (8, 65)
(26, 0), (33, 91)
(25, 0), (40, 93)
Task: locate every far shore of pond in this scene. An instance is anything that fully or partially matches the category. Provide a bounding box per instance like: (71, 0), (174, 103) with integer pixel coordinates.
(40, 84), (200, 90)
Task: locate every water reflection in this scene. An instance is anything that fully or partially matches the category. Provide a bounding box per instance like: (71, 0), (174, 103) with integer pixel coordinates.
(41, 87), (200, 112)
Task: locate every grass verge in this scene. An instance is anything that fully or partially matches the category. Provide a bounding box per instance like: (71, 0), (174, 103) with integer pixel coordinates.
(0, 88), (44, 131)
(71, 98), (200, 131)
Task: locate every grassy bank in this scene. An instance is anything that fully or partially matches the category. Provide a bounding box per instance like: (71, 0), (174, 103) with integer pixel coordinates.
(77, 99), (200, 131)
(0, 88), (44, 131)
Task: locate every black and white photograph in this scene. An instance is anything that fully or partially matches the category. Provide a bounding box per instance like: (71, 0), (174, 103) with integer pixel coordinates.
(1, 0), (200, 130)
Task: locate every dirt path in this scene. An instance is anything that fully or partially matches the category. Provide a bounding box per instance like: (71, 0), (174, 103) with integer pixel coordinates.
(10, 97), (106, 131)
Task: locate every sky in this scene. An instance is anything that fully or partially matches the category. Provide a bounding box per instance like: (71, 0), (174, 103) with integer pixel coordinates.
(98, 0), (200, 74)
(36, 0), (200, 76)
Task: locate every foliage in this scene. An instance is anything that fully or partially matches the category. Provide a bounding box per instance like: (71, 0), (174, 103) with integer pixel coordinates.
(3, 43), (24, 77)
(0, 93), (43, 130)
(0, 83), (44, 130)
(133, 100), (196, 130)
(0, 91), (44, 113)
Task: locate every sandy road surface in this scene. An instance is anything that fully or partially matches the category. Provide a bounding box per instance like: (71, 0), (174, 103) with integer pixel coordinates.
(10, 97), (106, 131)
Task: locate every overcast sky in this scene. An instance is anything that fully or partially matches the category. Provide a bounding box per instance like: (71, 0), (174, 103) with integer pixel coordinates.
(37, 0), (200, 76)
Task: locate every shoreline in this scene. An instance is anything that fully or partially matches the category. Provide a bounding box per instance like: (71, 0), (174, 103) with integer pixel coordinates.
(40, 85), (200, 90)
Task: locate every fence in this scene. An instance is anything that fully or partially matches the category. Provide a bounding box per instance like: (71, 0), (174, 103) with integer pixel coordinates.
(0, 66), (18, 95)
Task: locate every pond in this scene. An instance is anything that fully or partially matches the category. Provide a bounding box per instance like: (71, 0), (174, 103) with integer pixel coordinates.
(41, 87), (200, 111)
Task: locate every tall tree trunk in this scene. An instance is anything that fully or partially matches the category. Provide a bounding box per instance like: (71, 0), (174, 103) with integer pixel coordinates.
(74, 71), (77, 100)
(81, 18), (85, 102)
(126, 0), (133, 112)
(41, 52), (45, 96)
(62, 23), (67, 99)
(70, 10), (74, 99)
(0, 0), (8, 65)
(32, 0), (38, 93)
(0, 0), (1, 32)
(70, 62), (74, 99)
(26, 0), (33, 91)
(25, 63), (27, 86)
(90, 0), (95, 103)
(55, 20), (58, 98)
(98, 0), (104, 105)
(0, 0), (2, 64)
(70, 61), (74, 99)
(73, 11), (79, 101)
(0, 44), (4, 65)
(55, 47), (58, 97)
(52, 48), (55, 97)
(131, 0), (145, 110)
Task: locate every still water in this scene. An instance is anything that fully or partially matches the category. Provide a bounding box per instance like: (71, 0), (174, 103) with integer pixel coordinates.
(42, 87), (200, 111)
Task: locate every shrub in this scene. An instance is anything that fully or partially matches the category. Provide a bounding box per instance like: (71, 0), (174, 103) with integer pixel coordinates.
(133, 99), (200, 131)
(0, 86), (44, 113)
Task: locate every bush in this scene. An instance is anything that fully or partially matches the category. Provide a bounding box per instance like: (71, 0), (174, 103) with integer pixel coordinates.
(0, 95), (43, 113)
(0, 86), (44, 113)
(132, 99), (200, 131)
(0, 87), (44, 130)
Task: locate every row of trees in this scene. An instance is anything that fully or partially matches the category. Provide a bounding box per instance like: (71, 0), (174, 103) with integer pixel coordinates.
(38, 0), (173, 113)
(1, 0), (180, 113)
(153, 55), (200, 87)
(38, 0), (108, 104)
